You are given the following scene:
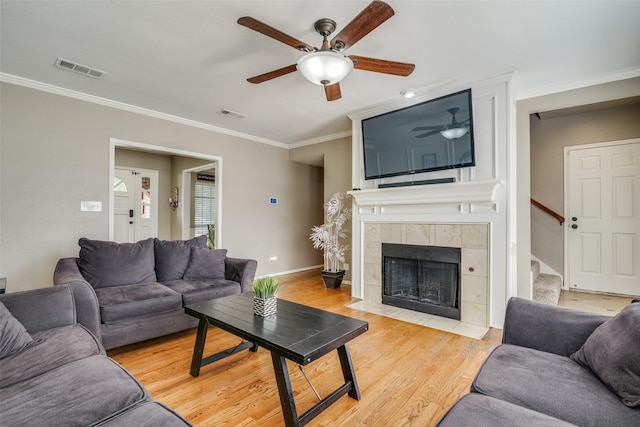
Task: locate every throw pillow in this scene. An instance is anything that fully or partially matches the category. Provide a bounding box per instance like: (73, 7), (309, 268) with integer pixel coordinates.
(183, 247), (227, 280)
(78, 238), (157, 288)
(570, 303), (640, 407)
(0, 302), (34, 359)
(154, 236), (208, 282)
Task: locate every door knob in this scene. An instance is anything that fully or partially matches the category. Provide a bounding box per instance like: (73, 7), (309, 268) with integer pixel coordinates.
(571, 224), (578, 229)
(572, 217), (577, 221)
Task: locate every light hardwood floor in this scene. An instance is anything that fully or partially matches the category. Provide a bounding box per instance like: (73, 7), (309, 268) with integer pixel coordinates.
(109, 269), (502, 426)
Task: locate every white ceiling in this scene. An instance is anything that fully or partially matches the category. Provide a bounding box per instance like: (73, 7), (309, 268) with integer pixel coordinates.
(1, 1), (639, 146)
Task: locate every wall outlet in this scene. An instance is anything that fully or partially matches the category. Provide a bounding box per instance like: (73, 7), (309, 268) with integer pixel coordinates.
(344, 263), (350, 271)
(269, 256), (278, 263)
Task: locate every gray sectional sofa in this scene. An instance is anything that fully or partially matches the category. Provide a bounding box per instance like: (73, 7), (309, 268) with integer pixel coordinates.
(0, 283), (191, 426)
(438, 297), (640, 426)
(54, 236), (257, 349)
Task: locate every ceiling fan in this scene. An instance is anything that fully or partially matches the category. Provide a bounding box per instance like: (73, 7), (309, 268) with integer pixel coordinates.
(412, 108), (471, 140)
(237, 0), (415, 101)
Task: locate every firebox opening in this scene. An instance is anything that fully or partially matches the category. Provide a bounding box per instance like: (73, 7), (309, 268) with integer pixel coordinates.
(382, 243), (461, 320)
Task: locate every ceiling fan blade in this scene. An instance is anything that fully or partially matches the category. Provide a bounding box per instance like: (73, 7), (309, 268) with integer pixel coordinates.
(238, 17), (314, 52)
(325, 83), (342, 101)
(412, 125), (442, 131)
(330, 1), (395, 50)
(350, 56), (415, 76)
(415, 129), (442, 139)
(247, 64), (297, 84)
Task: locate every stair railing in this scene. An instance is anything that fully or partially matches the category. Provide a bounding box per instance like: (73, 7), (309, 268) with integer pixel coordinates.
(531, 198), (565, 225)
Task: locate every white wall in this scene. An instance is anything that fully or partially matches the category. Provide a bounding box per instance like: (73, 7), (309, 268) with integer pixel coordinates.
(0, 82), (324, 291)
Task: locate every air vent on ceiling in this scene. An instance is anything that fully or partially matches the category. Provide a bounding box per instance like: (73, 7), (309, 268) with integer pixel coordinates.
(55, 57), (107, 79)
(217, 109), (247, 120)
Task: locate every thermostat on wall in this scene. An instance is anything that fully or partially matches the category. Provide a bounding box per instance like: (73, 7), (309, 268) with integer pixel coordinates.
(269, 197), (278, 205)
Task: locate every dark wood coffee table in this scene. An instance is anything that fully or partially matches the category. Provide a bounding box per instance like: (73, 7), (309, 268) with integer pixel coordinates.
(184, 292), (368, 427)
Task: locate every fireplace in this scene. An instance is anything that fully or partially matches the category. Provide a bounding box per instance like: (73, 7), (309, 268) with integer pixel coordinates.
(382, 243), (461, 320)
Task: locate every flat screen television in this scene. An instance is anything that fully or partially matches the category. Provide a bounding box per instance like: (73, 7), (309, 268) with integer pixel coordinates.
(361, 89), (475, 180)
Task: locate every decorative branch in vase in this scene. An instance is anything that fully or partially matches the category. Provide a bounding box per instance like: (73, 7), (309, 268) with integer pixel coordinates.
(309, 192), (351, 288)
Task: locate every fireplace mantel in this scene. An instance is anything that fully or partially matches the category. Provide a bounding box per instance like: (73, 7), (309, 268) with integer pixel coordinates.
(348, 180), (501, 208)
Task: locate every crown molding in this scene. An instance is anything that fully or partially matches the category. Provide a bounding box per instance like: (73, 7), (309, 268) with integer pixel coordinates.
(289, 130), (352, 149)
(0, 72), (289, 149)
(516, 68), (640, 101)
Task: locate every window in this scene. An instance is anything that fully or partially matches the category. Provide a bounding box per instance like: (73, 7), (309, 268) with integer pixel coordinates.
(113, 177), (127, 192)
(194, 182), (216, 237)
(141, 176), (151, 219)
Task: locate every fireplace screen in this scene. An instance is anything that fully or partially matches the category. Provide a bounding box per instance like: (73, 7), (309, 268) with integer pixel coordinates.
(382, 243), (461, 320)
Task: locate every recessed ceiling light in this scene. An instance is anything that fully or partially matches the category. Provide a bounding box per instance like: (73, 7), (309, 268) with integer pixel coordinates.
(400, 90), (415, 98)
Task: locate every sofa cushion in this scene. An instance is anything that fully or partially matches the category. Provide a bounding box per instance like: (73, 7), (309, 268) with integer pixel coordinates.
(79, 238), (157, 288)
(0, 355), (149, 427)
(95, 283), (182, 324)
(570, 303), (640, 407)
(154, 236), (208, 282)
(93, 402), (192, 426)
(472, 344), (640, 427)
(162, 279), (241, 305)
(0, 301), (34, 359)
(437, 394), (577, 427)
(0, 323), (103, 388)
(183, 247), (227, 280)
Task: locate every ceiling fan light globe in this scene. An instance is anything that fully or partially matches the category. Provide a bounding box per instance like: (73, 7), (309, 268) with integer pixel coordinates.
(297, 51), (354, 86)
(440, 127), (469, 140)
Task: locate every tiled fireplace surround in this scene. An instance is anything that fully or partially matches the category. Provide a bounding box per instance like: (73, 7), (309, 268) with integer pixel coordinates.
(361, 222), (489, 329)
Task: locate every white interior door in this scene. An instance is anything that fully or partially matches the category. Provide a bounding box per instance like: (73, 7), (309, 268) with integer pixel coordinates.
(566, 141), (640, 296)
(113, 168), (136, 243)
(113, 167), (158, 243)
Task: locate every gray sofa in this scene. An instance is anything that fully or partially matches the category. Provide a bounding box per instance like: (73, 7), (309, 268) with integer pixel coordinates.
(0, 283), (191, 426)
(53, 236), (257, 350)
(437, 297), (640, 426)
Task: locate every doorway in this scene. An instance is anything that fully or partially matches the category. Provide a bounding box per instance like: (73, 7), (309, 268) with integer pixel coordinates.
(564, 139), (640, 296)
(180, 163), (218, 242)
(109, 138), (222, 245)
(113, 167), (159, 243)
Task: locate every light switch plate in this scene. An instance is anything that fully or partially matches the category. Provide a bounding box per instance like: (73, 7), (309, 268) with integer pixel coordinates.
(81, 201), (102, 212)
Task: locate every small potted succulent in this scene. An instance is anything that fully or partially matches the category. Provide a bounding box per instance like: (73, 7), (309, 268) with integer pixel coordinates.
(251, 276), (279, 317)
(309, 192), (351, 289)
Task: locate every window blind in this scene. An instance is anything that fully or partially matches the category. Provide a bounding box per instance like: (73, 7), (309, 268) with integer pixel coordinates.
(194, 182), (216, 237)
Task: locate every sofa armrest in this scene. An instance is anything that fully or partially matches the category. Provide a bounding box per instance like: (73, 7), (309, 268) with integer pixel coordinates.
(0, 285), (77, 333)
(53, 257), (102, 341)
(225, 257), (258, 293)
(502, 297), (611, 357)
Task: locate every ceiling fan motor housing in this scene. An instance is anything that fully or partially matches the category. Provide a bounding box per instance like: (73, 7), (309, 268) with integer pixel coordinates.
(314, 18), (337, 37)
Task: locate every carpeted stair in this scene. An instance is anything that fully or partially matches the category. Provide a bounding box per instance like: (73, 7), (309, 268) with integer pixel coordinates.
(531, 260), (562, 306)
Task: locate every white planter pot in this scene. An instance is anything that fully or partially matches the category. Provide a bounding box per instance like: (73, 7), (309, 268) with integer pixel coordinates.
(253, 296), (277, 317)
